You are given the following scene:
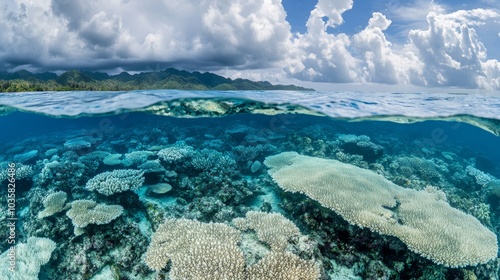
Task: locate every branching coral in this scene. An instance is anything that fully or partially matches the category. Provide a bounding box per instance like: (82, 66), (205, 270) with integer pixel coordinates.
(86, 169), (144, 195)
(144, 218), (319, 280)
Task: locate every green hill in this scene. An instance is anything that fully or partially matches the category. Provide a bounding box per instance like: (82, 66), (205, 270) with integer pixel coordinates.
(0, 68), (313, 92)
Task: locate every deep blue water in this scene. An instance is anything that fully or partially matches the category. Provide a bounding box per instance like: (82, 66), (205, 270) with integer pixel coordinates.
(2, 111), (499, 177)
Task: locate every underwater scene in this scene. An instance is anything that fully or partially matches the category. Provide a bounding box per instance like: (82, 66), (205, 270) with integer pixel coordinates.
(0, 90), (500, 280)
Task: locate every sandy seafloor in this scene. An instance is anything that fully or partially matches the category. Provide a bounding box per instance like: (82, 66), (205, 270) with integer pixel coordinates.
(0, 90), (499, 280)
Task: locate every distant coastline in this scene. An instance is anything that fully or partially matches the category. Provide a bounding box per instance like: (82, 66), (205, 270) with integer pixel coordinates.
(0, 68), (313, 92)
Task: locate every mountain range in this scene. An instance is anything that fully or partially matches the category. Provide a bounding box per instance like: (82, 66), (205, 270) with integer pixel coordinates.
(0, 68), (313, 92)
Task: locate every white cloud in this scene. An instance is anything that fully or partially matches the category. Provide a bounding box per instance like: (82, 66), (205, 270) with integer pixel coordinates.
(388, 0), (446, 24)
(352, 12), (411, 84)
(0, 0), (292, 72)
(0, 0), (499, 90)
(407, 9), (500, 88)
(311, 0), (353, 28)
(285, 1), (500, 89)
(285, 0), (359, 82)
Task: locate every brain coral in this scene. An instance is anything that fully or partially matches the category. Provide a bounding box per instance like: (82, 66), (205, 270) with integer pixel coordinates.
(264, 152), (498, 267)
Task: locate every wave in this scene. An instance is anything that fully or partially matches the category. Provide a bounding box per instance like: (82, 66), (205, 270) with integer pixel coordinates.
(1, 90), (499, 135)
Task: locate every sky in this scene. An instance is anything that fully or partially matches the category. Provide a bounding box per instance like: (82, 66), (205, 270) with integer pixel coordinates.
(0, 0), (500, 90)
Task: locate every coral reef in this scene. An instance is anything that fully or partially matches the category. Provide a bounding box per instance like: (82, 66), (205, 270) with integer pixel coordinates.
(0, 110), (498, 280)
(144, 218), (319, 279)
(264, 152), (498, 267)
(38, 191), (68, 219)
(0, 237), (56, 280)
(66, 200), (124, 235)
(233, 211), (301, 251)
(86, 169), (145, 195)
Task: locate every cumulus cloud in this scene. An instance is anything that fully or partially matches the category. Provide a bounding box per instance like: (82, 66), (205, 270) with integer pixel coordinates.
(0, 0), (499, 89)
(0, 0), (292, 72)
(285, 0), (359, 82)
(352, 13), (413, 84)
(285, 1), (500, 89)
(79, 12), (122, 48)
(407, 9), (500, 88)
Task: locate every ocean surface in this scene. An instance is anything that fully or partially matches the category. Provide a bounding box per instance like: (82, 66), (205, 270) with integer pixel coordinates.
(0, 90), (499, 280)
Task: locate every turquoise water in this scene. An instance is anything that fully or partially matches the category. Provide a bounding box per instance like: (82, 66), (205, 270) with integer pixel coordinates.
(0, 90), (499, 279)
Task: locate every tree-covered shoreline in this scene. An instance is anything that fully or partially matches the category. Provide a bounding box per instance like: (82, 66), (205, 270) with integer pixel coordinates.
(0, 69), (313, 92)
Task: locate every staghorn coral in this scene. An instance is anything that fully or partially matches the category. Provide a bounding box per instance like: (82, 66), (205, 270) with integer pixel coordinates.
(66, 199), (124, 236)
(86, 169), (144, 195)
(264, 152), (498, 268)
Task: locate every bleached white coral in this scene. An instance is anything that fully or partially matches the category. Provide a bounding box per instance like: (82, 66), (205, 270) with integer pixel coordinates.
(0, 163), (33, 182)
(38, 191), (68, 219)
(66, 199), (123, 235)
(264, 152), (498, 267)
(144, 218), (319, 279)
(233, 211), (300, 251)
(86, 169), (144, 195)
(247, 251), (319, 280)
(0, 237), (56, 280)
(143, 219), (243, 276)
(157, 143), (193, 163)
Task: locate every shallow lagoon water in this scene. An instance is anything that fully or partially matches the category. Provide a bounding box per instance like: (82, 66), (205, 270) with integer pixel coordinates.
(0, 90), (499, 279)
